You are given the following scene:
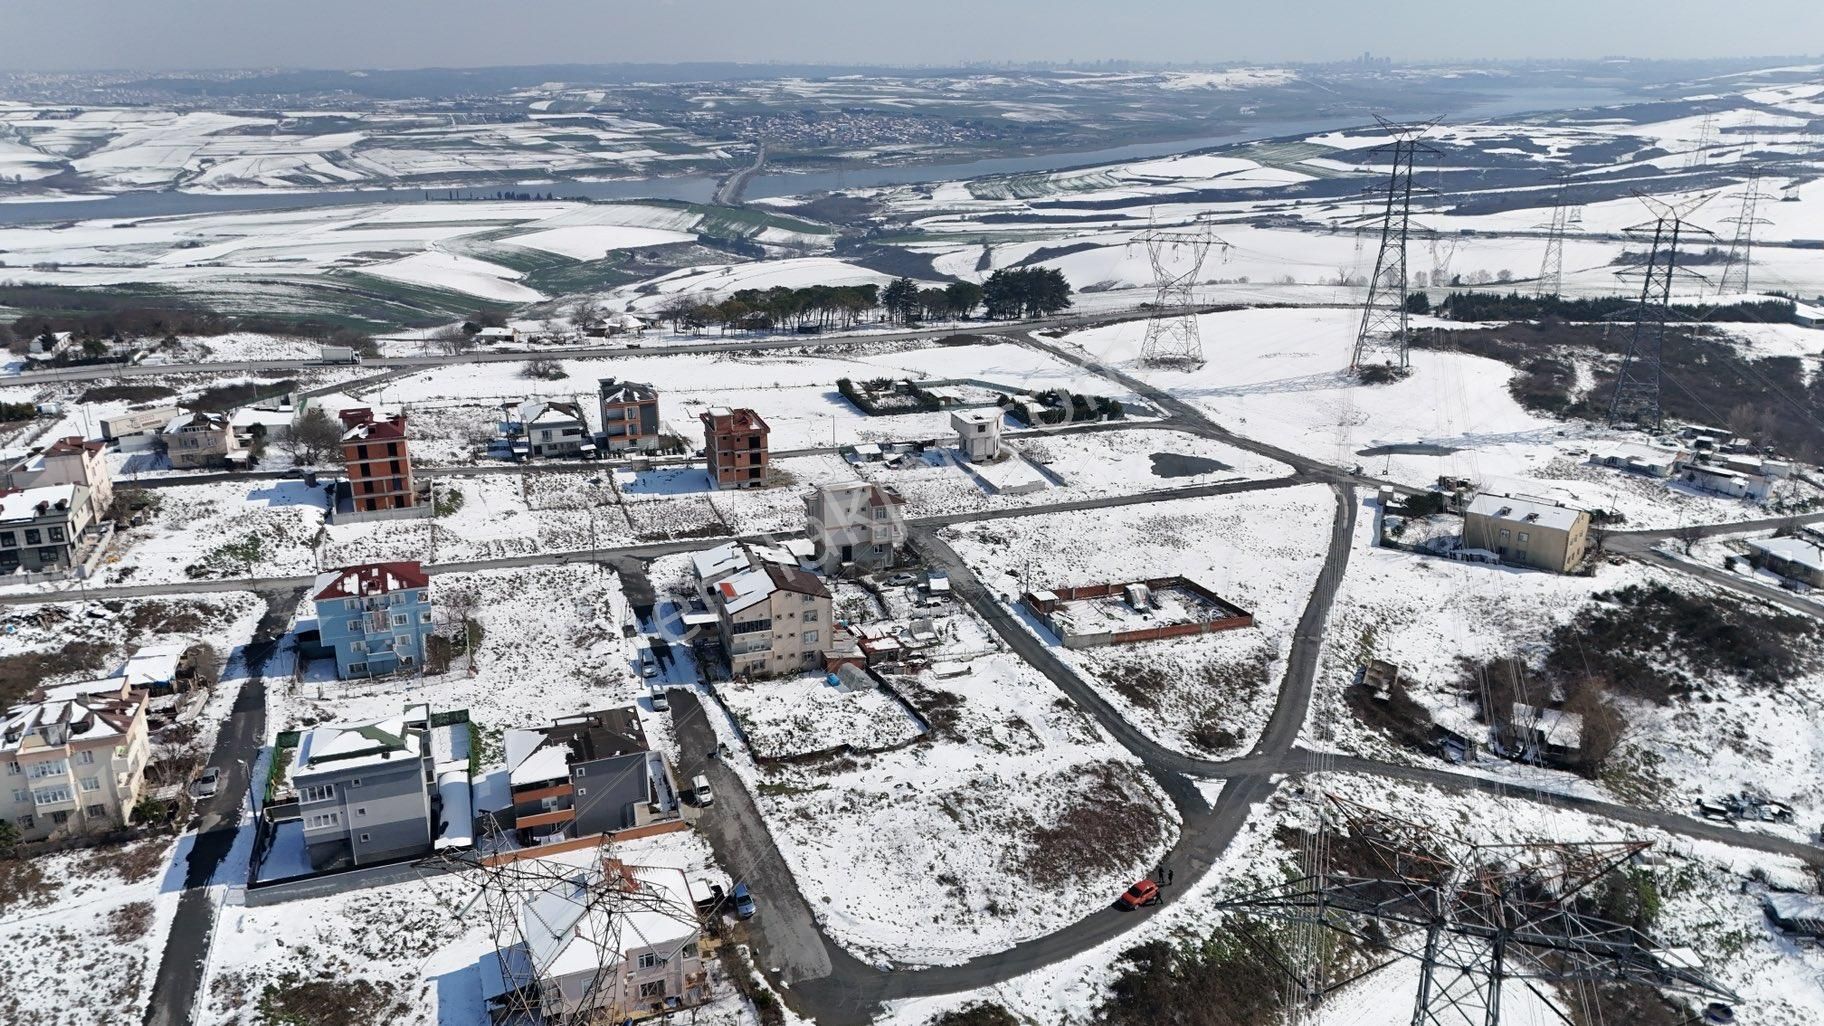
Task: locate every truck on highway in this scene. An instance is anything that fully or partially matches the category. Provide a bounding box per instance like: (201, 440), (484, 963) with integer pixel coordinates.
(320, 344), (362, 365)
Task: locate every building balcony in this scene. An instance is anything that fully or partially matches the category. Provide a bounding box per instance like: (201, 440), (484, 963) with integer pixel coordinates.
(516, 807), (577, 830)
(512, 781), (574, 803)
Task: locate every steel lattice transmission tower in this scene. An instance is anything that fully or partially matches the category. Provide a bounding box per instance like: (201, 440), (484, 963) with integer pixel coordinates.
(1219, 794), (1739, 1026)
(1607, 195), (1716, 431)
(1716, 169), (1772, 296)
(1133, 216), (1230, 365)
(1350, 118), (1439, 375)
(1535, 174), (1578, 298)
(415, 820), (708, 1026)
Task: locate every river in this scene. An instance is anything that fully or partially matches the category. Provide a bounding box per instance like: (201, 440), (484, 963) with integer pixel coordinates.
(0, 84), (1634, 226)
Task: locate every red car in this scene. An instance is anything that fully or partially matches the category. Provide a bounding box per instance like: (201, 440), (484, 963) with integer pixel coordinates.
(1118, 879), (1161, 910)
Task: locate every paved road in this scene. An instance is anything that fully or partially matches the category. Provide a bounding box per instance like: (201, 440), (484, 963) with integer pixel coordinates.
(143, 587), (298, 1026)
(668, 691), (842, 986)
(1603, 515), (1824, 618)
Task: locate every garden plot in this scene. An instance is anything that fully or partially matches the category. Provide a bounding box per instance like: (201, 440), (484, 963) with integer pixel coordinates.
(0, 837), (184, 1026)
(276, 564), (639, 738)
(100, 479), (325, 586)
(703, 647), (1177, 967)
(944, 484), (1335, 756)
(717, 674), (926, 760)
(320, 474), (638, 566)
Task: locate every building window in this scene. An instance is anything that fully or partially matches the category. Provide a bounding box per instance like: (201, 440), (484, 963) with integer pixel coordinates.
(1498, 528), (1510, 540)
(0, 532), (13, 547)
(803, 609), (818, 624)
(24, 529), (41, 545)
(80, 777), (99, 792)
(346, 599), (358, 611)
(1517, 531), (1530, 543)
(16, 814), (33, 830)
(351, 778), (362, 788)
(392, 614), (407, 627)
(346, 619), (361, 632)
(637, 952), (659, 970)
(573, 766), (586, 777)
(349, 662), (368, 675)
(48, 526), (65, 542)
(77, 750), (94, 765)
(356, 806), (367, 817)
(682, 942), (699, 960)
(10, 789), (26, 804)
(576, 787), (588, 796)
(85, 805), (106, 819)
(359, 832), (371, 843)
(4, 761), (18, 775)
(420, 611), (432, 624)
(301, 784), (334, 802)
(305, 812), (340, 829)
(49, 810), (69, 826)
(638, 981), (666, 999)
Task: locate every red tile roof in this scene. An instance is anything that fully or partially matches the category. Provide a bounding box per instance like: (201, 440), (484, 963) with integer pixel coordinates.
(313, 561), (429, 601)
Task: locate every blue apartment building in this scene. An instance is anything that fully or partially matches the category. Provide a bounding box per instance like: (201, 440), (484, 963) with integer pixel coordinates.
(311, 561), (434, 678)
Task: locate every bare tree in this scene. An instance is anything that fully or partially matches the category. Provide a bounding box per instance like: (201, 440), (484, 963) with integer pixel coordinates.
(1673, 520), (1706, 555)
(431, 325), (474, 356)
(282, 406), (344, 466)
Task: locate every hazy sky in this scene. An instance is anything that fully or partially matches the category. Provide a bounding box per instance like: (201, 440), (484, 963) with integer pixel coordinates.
(3, 0), (1822, 71)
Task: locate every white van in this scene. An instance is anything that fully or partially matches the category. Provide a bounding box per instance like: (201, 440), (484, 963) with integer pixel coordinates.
(650, 685), (670, 712)
(692, 774), (714, 806)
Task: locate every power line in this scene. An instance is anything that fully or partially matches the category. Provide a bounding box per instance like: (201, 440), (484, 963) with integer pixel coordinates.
(1607, 194), (1718, 432)
(1131, 212), (1230, 366)
(1716, 169), (1772, 296)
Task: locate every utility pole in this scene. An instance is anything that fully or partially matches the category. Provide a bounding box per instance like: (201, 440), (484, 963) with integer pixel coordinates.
(1350, 117), (1439, 376)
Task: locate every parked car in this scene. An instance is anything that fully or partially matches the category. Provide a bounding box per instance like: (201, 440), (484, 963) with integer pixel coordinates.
(732, 882), (757, 919)
(1696, 799), (1733, 822)
(884, 572), (918, 587)
(636, 639), (659, 679)
(190, 766), (222, 800)
(1117, 879), (1160, 910)
(650, 685), (670, 712)
(692, 774), (714, 806)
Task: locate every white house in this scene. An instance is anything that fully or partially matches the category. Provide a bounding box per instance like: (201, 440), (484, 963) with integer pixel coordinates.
(951, 410), (1003, 463)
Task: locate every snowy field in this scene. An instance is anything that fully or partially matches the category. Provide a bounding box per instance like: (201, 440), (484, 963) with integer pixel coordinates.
(716, 674), (926, 760)
(881, 772), (1824, 1026)
(945, 484), (1337, 756)
(702, 640), (1178, 967)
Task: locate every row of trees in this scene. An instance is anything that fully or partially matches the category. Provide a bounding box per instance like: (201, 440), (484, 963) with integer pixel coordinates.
(648, 268), (1075, 336)
(981, 267), (1073, 320)
(656, 284), (884, 335)
(881, 278), (984, 324)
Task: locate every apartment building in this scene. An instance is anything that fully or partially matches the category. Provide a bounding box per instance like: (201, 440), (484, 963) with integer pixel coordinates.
(804, 481), (907, 571)
(711, 561), (833, 678)
(597, 378), (662, 453)
(163, 411), (247, 469)
(0, 483), (95, 574)
(3, 436), (113, 521)
(339, 408), (416, 513)
(290, 713), (436, 870)
(505, 707), (672, 845)
(1462, 493), (1591, 574)
(2, 677), (150, 842)
(701, 407), (768, 490)
(311, 561), (434, 678)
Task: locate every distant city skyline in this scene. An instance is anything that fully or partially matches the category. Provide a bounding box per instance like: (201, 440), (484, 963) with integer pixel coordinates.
(1, 0), (1821, 73)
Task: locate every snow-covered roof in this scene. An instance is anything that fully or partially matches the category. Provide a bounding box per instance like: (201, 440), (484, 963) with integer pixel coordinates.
(0, 483), (84, 524)
(1748, 536), (1824, 573)
(293, 716), (423, 775)
(691, 541), (749, 582)
(515, 861), (699, 982)
(1512, 702), (1584, 748)
(2, 679), (143, 757)
(1465, 493), (1585, 532)
(312, 561), (429, 601)
(715, 565), (777, 615)
(163, 411), (228, 434)
(434, 768), (473, 851)
(119, 644), (186, 688)
(508, 738), (573, 788)
(1763, 890), (1824, 930)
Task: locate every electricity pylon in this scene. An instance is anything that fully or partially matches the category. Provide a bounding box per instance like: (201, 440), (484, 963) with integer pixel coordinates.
(1350, 117), (1439, 375)
(1219, 794), (1739, 1026)
(1607, 193), (1716, 431)
(1716, 169), (1771, 296)
(1535, 174), (1578, 298)
(1132, 214), (1229, 365)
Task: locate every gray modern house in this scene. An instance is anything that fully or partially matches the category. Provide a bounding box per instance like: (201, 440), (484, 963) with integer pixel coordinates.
(291, 712), (437, 870)
(505, 707), (677, 845)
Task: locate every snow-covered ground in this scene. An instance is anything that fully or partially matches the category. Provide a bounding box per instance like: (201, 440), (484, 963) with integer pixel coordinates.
(716, 674), (926, 760)
(945, 484), (1337, 756)
(701, 641), (1178, 967)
